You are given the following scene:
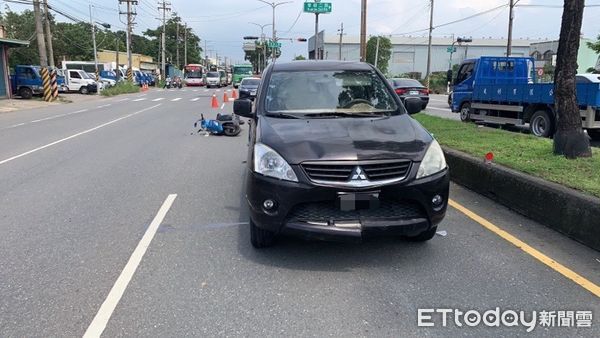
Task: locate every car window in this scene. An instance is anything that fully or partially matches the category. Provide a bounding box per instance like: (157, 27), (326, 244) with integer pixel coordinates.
(70, 71), (81, 79)
(241, 79), (260, 86)
(393, 79), (423, 87)
(207, 72), (219, 77)
(265, 70), (398, 114)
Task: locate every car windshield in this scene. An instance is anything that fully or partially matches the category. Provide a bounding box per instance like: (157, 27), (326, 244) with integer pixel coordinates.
(81, 72), (92, 79)
(265, 70), (398, 114)
(241, 79), (260, 86)
(393, 79), (423, 87)
(207, 72), (219, 77)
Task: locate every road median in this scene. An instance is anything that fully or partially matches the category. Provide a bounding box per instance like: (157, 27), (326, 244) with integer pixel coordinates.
(415, 113), (600, 251)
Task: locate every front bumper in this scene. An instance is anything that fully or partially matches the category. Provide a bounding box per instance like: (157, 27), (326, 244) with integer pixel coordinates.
(246, 166), (449, 242)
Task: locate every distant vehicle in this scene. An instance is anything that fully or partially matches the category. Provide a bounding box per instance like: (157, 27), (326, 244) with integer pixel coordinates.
(233, 60), (448, 248)
(205, 71), (222, 88)
(232, 64), (254, 88)
(184, 64), (204, 86)
(389, 78), (430, 109)
(226, 72), (233, 85)
(86, 72), (115, 89)
(451, 56), (600, 137)
(63, 69), (97, 94)
(218, 69), (228, 87)
(238, 77), (260, 100)
(10, 65), (66, 99)
(576, 74), (600, 83)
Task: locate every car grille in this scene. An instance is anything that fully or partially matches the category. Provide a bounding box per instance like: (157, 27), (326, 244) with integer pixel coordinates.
(301, 160), (411, 183)
(288, 200), (425, 223)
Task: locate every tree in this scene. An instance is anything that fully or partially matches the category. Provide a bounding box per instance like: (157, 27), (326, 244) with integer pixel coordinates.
(587, 34), (600, 54)
(142, 14), (202, 67)
(244, 42), (274, 73)
(553, 0), (591, 158)
(366, 36), (392, 74)
(294, 55), (306, 60)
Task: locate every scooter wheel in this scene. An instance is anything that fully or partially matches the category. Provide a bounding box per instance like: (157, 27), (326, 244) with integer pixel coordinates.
(223, 126), (241, 136)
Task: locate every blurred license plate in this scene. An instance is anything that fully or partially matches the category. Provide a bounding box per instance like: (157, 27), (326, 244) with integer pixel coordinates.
(409, 90), (419, 95)
(337, 192), (380, 211)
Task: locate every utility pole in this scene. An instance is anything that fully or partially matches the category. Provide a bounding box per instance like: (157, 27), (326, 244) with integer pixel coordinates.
(507, 0), (515, 56)
(89, 3), (99, 89)
(425, 0), (434, 89)
(176, 21), (180, 69)
(158, 1), (171, 80)
(360, 0), (367, 62)
(257, 1), (292, 63)
(204, 40), (208, 68)
(314, 13), (319, 60)
(250, 23), (272, 72)
(184, 23), (187, 66)
(42, 0), (54, 67)
(33, 0), (48, 67)
(115, 34), (120, 82)
(119, 0), (137, 82)
(337, 22), (344, 61)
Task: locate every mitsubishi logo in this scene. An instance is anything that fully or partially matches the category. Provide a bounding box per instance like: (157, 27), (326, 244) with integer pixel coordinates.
(350, 166), (367, 181)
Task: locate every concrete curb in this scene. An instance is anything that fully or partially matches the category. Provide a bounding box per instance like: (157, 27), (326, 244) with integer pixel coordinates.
(443, 147), (600, 251)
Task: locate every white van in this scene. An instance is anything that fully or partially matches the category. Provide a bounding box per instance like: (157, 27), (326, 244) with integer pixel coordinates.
(64, 69), (98, 94)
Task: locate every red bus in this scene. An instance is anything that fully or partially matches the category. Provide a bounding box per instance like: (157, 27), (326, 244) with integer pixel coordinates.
(184, 64), (205, 86)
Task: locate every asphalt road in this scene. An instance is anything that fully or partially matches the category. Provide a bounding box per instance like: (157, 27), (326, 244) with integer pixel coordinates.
(1, 88), (599, 337)
(425, 94), (600, 148)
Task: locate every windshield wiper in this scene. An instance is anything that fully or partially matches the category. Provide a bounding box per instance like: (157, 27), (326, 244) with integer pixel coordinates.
(265, 112), (303, 119)
(304, 112), (387, 118)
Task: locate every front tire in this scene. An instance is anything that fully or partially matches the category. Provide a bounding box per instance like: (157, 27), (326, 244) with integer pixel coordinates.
(460, 102), (471, 122)
(406, 226), (437, 242)
(79, 86), (89, 95)
(19, 87), (33, 99)
(529, 110), (553, 137)
(250, 220), (276, 248)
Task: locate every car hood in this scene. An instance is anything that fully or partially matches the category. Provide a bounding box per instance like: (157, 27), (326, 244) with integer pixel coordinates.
(257, 114), (432, 164)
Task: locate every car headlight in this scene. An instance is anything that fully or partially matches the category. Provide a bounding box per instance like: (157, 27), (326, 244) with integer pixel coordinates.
(254, 143), (298, 182)
(416, 139), (447, 179)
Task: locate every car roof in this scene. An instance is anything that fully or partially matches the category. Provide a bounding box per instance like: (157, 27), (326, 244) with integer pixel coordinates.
(272, 60), (374, 72)
(576, 74), (600, 82)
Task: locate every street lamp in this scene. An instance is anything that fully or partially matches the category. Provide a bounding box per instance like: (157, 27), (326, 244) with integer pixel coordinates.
(249, 22), (272, 72)
(256, 1), (292, 62)
(447, 37), (472, 93)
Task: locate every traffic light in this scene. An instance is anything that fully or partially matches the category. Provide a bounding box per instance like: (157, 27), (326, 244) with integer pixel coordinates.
(297, 38), (307, 42)
(243, 36), (259, 40)
(457, 37), (472, 43)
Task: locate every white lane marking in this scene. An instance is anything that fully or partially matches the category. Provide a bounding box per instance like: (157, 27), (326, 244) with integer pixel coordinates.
(2, 109), (89, 130)
(138, 94), (147, 97)
(0, 104), (161, 166)
(83, 194), (177, 338)
(116, 98), (129, 102)
(97, 104), (112, 109)
(132, 98), (146, 102)
(193, 89), (199, 92)
(215, 89), (221, 92)
(152, 98), (165, 102)
(429, 98), (448, 103)
(203, 89), (209, 92)
(220, 103), (225, 109)
(191, 98), (200, 102)
(171, 98), (182, 102)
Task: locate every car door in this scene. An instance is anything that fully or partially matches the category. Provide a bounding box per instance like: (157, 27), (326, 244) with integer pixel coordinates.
(69, 70), (82, 90)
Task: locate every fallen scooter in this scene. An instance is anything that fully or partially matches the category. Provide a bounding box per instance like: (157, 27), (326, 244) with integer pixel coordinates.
(194, 113), (244, 136)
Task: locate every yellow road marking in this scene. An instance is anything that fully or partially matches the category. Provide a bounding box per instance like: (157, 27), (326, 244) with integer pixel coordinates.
(449, 199), (600, 298)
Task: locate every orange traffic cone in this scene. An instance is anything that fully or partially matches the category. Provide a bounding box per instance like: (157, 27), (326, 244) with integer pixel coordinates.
(223, 91), (229, 102)
(232, 89), (238, 99)
(211, 94), (219, 108)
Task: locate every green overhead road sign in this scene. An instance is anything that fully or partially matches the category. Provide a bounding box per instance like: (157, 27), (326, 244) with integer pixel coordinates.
(267, 41), (282, 48)
(447, 46), (457, 53)
(304, 2), (332, 13)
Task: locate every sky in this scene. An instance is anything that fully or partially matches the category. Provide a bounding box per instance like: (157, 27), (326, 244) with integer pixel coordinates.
(2, 0), (600, 64)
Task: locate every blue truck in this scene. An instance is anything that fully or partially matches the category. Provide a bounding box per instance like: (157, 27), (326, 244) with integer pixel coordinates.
(451, 56), (600, 137)
(10, 65), (66, 99)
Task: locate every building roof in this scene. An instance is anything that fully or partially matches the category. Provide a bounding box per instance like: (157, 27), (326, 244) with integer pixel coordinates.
(323, 35), (547, 47)
(273, 60), (372, 72)
(0, 37), (30, 47)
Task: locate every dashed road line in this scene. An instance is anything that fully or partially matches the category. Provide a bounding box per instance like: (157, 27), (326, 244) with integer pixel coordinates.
(132, 98), (147, 102)
(191, 98), (200, 102)
(83, 194), (177, 338)
(1, 109), (89, 130)
(0, 104), (161, 166)
(115, 98), (129, 102)
(152, 98), (165, 102)
(171, 98), (182, 102)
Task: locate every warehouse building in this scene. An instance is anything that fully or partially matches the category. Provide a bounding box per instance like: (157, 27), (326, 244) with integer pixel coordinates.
(309, 32), (544, 77)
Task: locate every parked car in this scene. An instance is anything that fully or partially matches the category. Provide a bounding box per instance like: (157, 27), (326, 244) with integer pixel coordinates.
(205, 71), (221, 88)
(219, 70), (228, 87)
(64, 69), (97, 94)
(234, 61), (449, 248)
(238, 77), (260, 100)
(389, 78), (430, 109)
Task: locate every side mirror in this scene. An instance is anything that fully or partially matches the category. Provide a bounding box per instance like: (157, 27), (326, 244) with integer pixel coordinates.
(233, 99), (254, 118)
(404, 97), (422, 115)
